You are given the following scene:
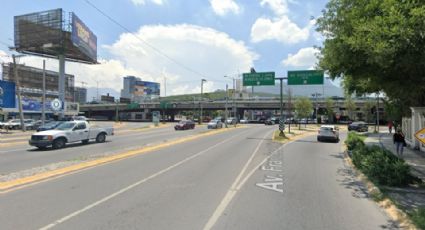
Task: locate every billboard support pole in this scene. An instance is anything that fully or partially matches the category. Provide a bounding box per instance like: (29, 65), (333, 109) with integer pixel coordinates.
(42, 60), (46, 126)
(58, 54), (65, 119)
(12, 55), (26, 132)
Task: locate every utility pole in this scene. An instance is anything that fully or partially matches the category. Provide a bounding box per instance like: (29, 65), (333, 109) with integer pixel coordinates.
(377, 92), (380, 132)
(287, 88), (292, 133)
(42, 60), (46, 126)
(225, 83), (228, 128)
(232, 77), (236, 119)
(276, 77), (286, 137)
(200, 79), (206, 124)
(12, 54), (25, 132)
(164, 76), (167, 97)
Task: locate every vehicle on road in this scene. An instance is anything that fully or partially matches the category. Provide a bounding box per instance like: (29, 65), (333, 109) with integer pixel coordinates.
(36, 121), (65, 132)
(239, 118), (249, 124)
(348, 121), (368, 132)
(226, 117), (238, 125)
(317, 125), (339, 142)
(29, 121), (114, 150)
(4, 119), (22, 130)
(207, 119), (223, 129)
(174, 120), (195, 130)
(265, 117), (278, 125)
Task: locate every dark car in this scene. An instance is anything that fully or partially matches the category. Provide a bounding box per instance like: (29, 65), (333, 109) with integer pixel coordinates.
(174, 120), (195, 130)
(265, 117), (279, 125)
(36, 121), (65, 132)
(348, 121), (368, 132)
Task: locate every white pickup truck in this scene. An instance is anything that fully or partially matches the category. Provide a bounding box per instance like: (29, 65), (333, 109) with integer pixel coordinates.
(29, 121), (114, 150)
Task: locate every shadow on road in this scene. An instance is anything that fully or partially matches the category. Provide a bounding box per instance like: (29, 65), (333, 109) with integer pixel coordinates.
(27, 141), (107, 152)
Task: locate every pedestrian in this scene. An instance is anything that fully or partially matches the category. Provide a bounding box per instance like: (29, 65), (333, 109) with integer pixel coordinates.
(388, 120), (393, 134)
(393, 129), (406, 156)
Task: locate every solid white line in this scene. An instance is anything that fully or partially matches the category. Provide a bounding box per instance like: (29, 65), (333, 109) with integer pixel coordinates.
(38, 128), (252, 230)
(203, 129), (274, 230)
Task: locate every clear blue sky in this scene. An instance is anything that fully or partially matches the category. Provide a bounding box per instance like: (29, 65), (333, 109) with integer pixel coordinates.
(0, 0), (332, 96)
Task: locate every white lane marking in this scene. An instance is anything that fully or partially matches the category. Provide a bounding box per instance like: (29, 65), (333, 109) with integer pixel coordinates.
(203, 139), (293, 230)
(38, 128), (252, 230)
(203, 130), (274, 230)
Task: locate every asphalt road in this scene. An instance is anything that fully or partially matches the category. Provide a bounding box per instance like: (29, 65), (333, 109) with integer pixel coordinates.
(0, 123), (209, 174)
(0, 125), (398, 230)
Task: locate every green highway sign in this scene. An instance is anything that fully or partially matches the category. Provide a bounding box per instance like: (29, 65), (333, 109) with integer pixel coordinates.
(287, 70), (324, 85)
(243, 72), (275, 86)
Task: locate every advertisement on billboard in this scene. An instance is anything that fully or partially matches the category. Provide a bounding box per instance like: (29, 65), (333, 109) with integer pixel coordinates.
(0, 80), (16, 108)
(71, 13), (97, 62)
(133, 81), (160, 96)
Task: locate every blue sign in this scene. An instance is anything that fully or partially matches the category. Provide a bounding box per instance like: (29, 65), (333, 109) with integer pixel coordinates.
(21, 97), (57, 112)
(71, 13), (97, 62)
(0, 80), (16, 108)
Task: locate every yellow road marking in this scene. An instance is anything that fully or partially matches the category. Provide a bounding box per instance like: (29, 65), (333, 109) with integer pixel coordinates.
(0, 126), (245, 192)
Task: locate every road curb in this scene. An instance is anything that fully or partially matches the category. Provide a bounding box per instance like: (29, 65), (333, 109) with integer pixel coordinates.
(0, 126), (245, 193)
(341, 144), (418, 230)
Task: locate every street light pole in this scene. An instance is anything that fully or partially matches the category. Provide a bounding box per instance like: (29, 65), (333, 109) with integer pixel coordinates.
(225, 83), (228, 128)
(276, 77), (286, 137)
(200, 79), (206, 124)
(42, 60), (46, 126)
(12, 54), (26, 132)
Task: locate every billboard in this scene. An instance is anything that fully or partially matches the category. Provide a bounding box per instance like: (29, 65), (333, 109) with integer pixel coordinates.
(133, 81), (160, 96)
(0, 80), (16, 108)
(14, 9), (63, 53)
(71, 13), (97, 63)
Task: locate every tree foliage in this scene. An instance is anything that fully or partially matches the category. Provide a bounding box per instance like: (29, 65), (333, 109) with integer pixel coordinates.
(317, 0), (425, 110)
(344, 96), (356, 120)
(295, 97), (313, 119)
(325, 97), (335, 123)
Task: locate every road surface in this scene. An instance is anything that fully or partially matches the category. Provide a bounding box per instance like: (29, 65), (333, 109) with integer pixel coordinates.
(0, 124), (398, 229)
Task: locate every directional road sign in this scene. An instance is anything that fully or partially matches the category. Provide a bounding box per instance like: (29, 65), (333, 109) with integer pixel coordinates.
(288, 70), (324, 85)
(414, 127), (425, 145)
(243, 72), (275, 86)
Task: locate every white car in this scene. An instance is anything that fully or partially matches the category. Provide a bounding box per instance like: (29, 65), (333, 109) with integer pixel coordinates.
(240, 118), (249, 124)
(317, 125), (339, 142)
(207, 120), (223, 129)
(29, 121), (114, 150)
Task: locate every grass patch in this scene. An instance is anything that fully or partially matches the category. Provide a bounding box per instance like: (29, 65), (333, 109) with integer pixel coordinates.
(411, 208), (425, 230)
(273, 130), (289, 142)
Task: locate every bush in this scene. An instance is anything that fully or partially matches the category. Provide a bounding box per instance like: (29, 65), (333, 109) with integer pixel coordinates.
(345, 132), (365, 150)
(348, 133), (413, 186)
(411, 208), (425, 230)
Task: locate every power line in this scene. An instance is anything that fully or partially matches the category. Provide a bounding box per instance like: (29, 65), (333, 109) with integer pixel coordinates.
(84, 0), (211, 80)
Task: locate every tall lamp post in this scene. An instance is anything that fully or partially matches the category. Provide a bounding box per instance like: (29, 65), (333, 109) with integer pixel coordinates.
(224, 75), (238, 120)
(200, 79), (206, 124)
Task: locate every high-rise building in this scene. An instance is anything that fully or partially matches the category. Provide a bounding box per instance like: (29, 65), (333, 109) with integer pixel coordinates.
(73, 87), (87, 104)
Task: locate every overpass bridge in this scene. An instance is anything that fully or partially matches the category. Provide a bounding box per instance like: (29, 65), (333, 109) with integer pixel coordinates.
(80, 98), (382, 122)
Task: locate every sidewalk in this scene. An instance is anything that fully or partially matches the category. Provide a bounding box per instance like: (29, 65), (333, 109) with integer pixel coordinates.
(365, 130), (425, 182)
(364, 131), (425, 220)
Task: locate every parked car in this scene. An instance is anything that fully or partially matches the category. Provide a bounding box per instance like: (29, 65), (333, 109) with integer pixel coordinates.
(240, 118), (249, 124)
(226, 117), (238, 125)
(348, 121), (368, 132)
(29, 121), (114, 150)
(317, 125), (339, 142)
(36, 121), (65, 132)
(265, 117), (278, 125)
(23, 119), (36, 130)
(4, 119), (22, 130)
(207, 119), (223, 129)
(174, 120), (195, 130)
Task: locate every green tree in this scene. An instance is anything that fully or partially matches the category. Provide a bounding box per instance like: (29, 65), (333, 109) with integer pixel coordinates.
(295, 97), (313, 128)
(316, 0), (425, 115)
(325, 97), (334, 123)
(363, 100), (374, 123)
(344, 96), (356, 120)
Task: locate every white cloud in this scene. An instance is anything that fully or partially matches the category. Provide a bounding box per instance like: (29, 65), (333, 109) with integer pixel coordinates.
(251, 16), (312, 44)
(210, 0), (241, 16)
(9, 24), (257, 96)
(131, 0), (163, 6)
(282, 47), (319, 68)
(105, 24), (257, 95)
(260, 0), (288, 16)
(250, 0), (314, 44)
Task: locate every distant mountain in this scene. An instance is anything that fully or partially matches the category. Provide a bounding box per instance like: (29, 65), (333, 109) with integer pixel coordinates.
(86, 87), (120, 102)
(254, 78), (344, 97)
